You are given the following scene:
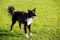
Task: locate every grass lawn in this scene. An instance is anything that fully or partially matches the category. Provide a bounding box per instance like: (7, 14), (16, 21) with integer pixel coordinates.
(0, 0), (59, 40)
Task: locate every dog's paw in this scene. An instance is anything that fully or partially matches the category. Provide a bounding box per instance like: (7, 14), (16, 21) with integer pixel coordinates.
(25, 33), (29, 38)
(30, 33), (33, 36)
(11, 31), (13, 33)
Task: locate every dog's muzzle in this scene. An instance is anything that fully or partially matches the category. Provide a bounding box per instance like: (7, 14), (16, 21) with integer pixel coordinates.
(32, 16), (36, 19)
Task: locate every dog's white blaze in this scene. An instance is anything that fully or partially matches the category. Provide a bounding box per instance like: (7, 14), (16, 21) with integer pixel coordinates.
(26, 18), (33, 25)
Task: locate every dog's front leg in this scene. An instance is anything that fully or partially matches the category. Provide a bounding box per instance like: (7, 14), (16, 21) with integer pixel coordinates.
(24, 24), (29, 38)
(28, 25), (33, 36)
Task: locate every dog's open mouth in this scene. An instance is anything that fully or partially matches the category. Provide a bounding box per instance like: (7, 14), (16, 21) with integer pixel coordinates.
(32, 16), (35, 19)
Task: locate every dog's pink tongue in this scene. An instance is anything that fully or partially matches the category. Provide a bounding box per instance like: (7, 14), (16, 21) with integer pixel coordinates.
(32, 16), (35, 19)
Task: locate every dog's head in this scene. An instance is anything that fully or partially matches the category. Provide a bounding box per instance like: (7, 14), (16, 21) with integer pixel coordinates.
(28, 8), (36, 19)
(8, 6), (15, 14)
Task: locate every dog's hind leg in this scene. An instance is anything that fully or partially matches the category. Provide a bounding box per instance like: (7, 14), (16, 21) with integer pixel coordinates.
(18, 19), (22, 30)
(19, 22), (22, 31)
(19, 23), (21, 29)
(11, 19), (17, 32)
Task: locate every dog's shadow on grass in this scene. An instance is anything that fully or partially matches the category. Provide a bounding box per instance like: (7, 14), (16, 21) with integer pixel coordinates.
(0, 30), (22, 37)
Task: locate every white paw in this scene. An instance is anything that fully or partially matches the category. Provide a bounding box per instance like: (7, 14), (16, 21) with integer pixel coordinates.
(30, 33), (33, 36)
(25, 33), (29, 38)
(11, 31), (13, 32)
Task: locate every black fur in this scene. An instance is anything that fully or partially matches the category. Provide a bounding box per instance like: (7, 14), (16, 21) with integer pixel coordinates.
(8, 6), (36, 34)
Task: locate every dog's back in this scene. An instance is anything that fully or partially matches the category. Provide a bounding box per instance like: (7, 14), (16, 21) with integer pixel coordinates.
(8, 6), (28, 23)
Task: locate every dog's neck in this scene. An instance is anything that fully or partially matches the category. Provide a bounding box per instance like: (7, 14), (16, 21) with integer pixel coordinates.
(26, 18), (33, 25)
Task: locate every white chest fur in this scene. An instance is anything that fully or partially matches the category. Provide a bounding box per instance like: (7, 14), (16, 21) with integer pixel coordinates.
(26, 18), (33, 25)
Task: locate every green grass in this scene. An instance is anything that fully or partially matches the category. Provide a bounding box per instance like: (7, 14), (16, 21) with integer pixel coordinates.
(0, 0), (59, 40)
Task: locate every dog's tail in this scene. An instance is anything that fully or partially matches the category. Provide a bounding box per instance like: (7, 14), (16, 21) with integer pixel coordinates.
(8, 6), (15, 15)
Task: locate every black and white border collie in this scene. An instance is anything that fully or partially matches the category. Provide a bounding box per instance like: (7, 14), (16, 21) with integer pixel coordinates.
(8, 6), (36, 38)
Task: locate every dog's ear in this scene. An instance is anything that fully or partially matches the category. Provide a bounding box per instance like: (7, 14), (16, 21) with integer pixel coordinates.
(33, 8), (36, 11)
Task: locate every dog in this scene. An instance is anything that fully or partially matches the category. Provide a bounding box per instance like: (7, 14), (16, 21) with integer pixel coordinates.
(8, 6), (36, 38)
